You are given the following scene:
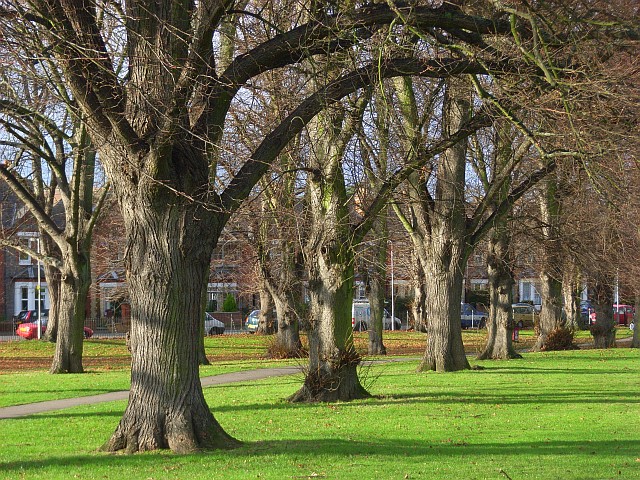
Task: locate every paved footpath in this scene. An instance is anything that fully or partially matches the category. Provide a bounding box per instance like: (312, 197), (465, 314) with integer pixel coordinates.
(0, 366), (301, 420)
(2, 338), (633, 420)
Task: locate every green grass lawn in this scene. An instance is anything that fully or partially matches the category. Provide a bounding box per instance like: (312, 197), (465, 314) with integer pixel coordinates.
(1, 348), (638, 479)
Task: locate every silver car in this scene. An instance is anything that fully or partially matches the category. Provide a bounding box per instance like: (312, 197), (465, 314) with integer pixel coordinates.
(204, 312), (225, 335)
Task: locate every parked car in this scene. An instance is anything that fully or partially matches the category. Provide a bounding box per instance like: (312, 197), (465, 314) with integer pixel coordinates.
(204, 312), (225, 335)
(16, 319), (93, 340)
(461, 303), (486, 329)
(613, 304), (634, 326)
(13, 309), (49, 328)
(245, 310), (260, 333)
(351, 301), (402, 331)
(512, 303), (538, 329)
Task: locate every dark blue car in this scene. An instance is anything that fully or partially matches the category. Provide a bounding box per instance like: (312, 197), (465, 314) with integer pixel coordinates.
(461, 303), (487, 329)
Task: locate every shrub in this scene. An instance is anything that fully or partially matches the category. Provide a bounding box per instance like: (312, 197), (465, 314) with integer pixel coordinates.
(222, 294), (237, 312)
(265, 337), (307, 359)
(541, 327), (579, 351)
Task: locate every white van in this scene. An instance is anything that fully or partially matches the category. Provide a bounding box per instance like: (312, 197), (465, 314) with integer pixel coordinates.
(352, 300), (402, 331)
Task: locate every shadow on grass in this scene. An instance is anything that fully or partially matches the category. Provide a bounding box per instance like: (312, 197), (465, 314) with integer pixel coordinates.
(0, 438), (637, 473)
(202, 388), (640, 417)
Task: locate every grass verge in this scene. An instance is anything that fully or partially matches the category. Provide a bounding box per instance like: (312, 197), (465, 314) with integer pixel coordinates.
(0, 349), (638, 479)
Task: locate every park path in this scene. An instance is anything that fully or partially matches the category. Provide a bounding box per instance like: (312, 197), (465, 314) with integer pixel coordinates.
(0, 366), (301, 419)
(2, 336), (633, 420)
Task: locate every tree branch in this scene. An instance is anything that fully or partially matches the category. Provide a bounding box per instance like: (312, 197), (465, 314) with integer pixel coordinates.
(219, 56), (499, 214)
(0, 164), (64, 241)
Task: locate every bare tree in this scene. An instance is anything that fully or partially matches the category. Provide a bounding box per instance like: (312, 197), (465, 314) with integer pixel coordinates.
(476, 125), (531, 360)
(0, 67), (107, 373)
(2, 0), (635, 451)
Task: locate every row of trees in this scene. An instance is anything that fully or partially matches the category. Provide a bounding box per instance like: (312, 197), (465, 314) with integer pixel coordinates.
(0, 0), (638, 453)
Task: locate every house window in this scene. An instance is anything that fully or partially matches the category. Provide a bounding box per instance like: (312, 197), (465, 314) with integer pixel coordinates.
(21, 287), (29, 311)
(521, 280), (541, 305)
(15, 282), (49, 315)
(17, 233), (39, 265)
(471, 280), (488, 291)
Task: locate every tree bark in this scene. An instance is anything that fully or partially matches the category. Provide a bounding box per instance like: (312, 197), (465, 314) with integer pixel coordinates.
(533, 271), (565, 350)
(632, 325), (639, 348)
(477, 222), (521, 360)
(417, 79), (471, 372)
(101, 176), (239, 453)
(418, 246), (469, 372)
(590, 281), (617, 349)
(290, 99), (369, 401)
(41, 259), (61, 343)
(533, 177), (565, 351)
(289, 255), (369, 402)
(272, 293), (304, 357)
(49, 255), (91, 374)
(562, 264), (581, 331)
(257, 287), (276, 334)
(365, 215), (388, 356)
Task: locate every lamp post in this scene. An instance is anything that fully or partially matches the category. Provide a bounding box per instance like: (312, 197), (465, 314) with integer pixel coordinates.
(390, 241), (395, 331)
(615, 268), (620, 323)
(36, 236), (42, 340)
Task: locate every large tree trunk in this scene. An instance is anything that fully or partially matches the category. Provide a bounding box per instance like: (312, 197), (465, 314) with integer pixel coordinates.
(273, 246), (305, 357)
(290, 184), (369, 402)
(533, 177), (566, 351)
(478, 223), (521, 360)
(366, 215), (388, 356)
(40, 233), (62, 343)
(41, 262), (61, 343)
(289, 69), (369, 401)
(417, 79), (471, 372)
(289, 257), (368, 402)
(101, 184), (238, 453)
(367, 267), (387, 356)
(49, 255), (91, 374)
(590, 280), (617, 349)
(533, 271), (564, 350)
(632, 323), (639, 348)
(290, 112), (369, 401)
(257, 286), (276, 334)
(562, 265), (581, 331)
(418, 248), (469, 372)
(272, 293), (303, 357)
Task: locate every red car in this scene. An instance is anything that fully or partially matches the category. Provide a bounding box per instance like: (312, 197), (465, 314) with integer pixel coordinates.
(16, 321), (93, 340)
(613, 304), (634, 326)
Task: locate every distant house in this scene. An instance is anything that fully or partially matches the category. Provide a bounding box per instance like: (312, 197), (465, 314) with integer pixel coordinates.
(0, 185), (54, 324)
(86, 197), (259, 324)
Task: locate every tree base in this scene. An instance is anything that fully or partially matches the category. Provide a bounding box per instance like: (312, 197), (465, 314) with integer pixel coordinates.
(101, 403), (240, 454)
(476, 349), (522, 360)
(288, 363), (371, 403)
(266, 338), (306, 359)
(590, 324), (617, 349)
(367, 344), (387, 356)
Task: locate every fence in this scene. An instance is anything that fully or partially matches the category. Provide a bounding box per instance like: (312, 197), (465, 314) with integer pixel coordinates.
(0, 312), (246, 340)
